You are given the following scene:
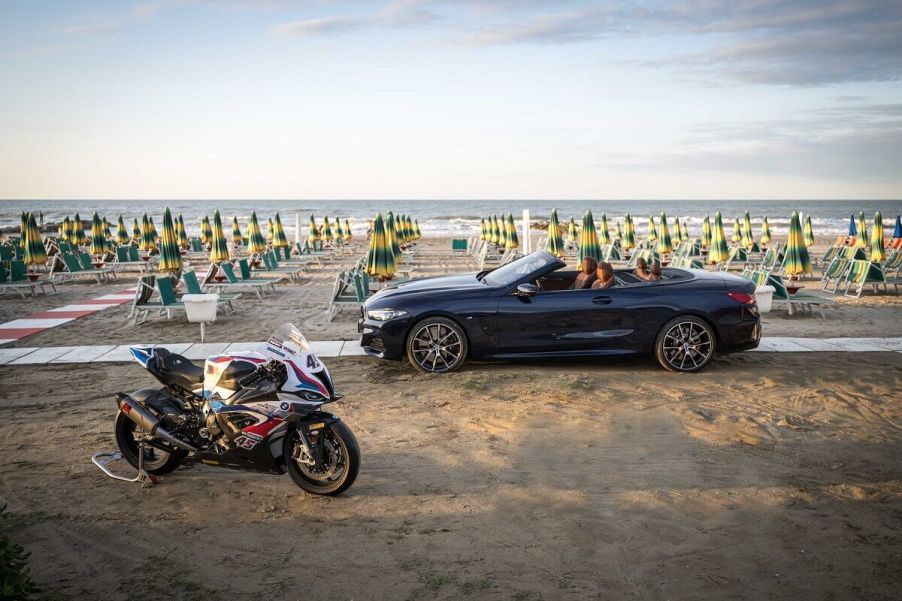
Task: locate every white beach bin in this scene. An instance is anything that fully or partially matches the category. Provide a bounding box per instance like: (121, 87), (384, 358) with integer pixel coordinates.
(182, 293), (219, 341)
(754, 285), (775, 314)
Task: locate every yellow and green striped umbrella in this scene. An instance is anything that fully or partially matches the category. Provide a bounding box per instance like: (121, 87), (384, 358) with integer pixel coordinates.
(578, 210), (602, 264)
(395, 214), (405, 244)
(148, 216), (158, 241)
(265, 218), (273, 242)
(741, 211), (755, 249)
(322, 217), (333, 242)
(140, 213), (156, 251)
(505, 212), (519, 249)
(708, 212), (729, 264)
(567, 217), (578, 245)
(782, 211), (812, 277)
(648, 216), (657, 241)
(366, 213), (394, 278)
(547, 209), (565, 258)
(731, 217), (742, 243)
(200, 215), (212, 246)
(344, 218), (353, 242)
(71, 213), (88, 246)
(176, 214), (190, 248)
(308, 215), (320, 245)
(23, 212), (47, 268)
(102, 216), (112, 240)
(701, 215), (711, 247)
(90, 212), (108, 256)
(385, 211), (402, 269)
(334, 217), (344, 242)
(759, 216), (771, 245)
(614, 221), (622, 242)
(232, 216), (243, 246)
(870, 211), (885, 263)
(405, 215), (415, 242)
(209, 210), (230, 263)
(414, 219), (421, 239)
(479, 218), (486, 240)
(599, 213), (611, 245)
(803, 214), (815, 247)
(657, 212), (673, 254)
(856, 212), (868, 249)
(131, 218), (141, 243)
(158, 208), (183, 273)
(683, 219), (690, 241)
(60, 216), (72, 242)
(671, 216), (682, 244)
(623, 213), (636, 250)
(247, 212), (267, 255)
(115, 215), (130, 246)
(20, 212), (27, 238)
(272, 212), (289, 248)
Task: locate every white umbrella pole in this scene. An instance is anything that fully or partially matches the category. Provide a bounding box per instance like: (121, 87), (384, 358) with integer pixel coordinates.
(522, 209), (531, 254)
(295, 213), (301, 244)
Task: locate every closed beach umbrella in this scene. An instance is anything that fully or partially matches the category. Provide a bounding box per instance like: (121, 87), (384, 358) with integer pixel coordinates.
(856, 212), (868, 249)
(547, 209), (565, 258)
(578, 210), (602, 264)
(115, 215), (129, 246)
(266, 218), (274, 243)
(23, 213), (47, 269)
(893, 215), (902, 239)
(148, 216), (158, 241)
(731, 217), (741, 243)
(158, 208), (183, 273)
(414, 219), (421, 239)
(334, 217), (344, 243)
(479, 218), (487, 240)
(272, 212), (289, 248)
(741, 211), (754, 249)
(385, 211), (401, 268)
(614, 221), (623, 242)
(322, 217), (333, 243)
(209, 210), (230, 263)
(803, 214), (815, 247)
(672, 216), (683, 244)
(870, 212), (885, 262)
(140, 213), (156, 251)
(783, 211), (812, 277)
(176, 214), (190, 248)
(708, 212), (729, 264)
(848, 214), (857, 237)
(366, 213), (394, 278)
(701, 215), (711, 247)
(623, 213), (636, 250)
(103, 216), (112, 240)
(759, 216), (772, 245)
(344, 218), (353, 242)
(60, 216), (72, 242)
(599, 213), (612, 245)
(200, 215), (212, 246)
(648, 216), (658, 241)
(494, 215), (503, 245)
(90, 212), (107, 256)
(658, 212), (673, 254)
(683, 219), (690, 241)
(505, 213), (519, 249)
(20, 212), (27, 238)
(307, 215), (319, 245)
(132, 218), (141, 243)
(71, 213), (88, 246)
(568, 218), (578, 245)
(232, 216), (243, 246)
(246, 212), (267, 255)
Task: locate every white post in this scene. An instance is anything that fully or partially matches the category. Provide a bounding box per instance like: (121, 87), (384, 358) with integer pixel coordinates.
(522, 209), (531, 254)
(295, 213), (301, 244)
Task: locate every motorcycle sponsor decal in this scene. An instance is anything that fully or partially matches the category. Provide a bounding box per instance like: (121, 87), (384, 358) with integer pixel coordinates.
(242, 417), (285, 439)
(249, 401), (292, 418)
(265, 345), (286, 358)
(285, 359), (329, 395)
(233, 435), (260, 450)
(306, 354), (320, 369)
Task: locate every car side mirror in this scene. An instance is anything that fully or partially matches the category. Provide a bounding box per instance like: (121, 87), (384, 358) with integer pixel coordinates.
(515, 283), (537, 298)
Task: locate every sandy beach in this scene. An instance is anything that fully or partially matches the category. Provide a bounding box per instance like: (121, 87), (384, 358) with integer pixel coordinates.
(0, 234), (900, 600)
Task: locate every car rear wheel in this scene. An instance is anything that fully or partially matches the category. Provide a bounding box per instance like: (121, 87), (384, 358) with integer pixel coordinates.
(406, 317), (468, 374)
(655, 316), (715, 372)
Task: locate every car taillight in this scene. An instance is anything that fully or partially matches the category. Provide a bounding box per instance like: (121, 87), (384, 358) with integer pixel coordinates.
(727, 291), (756, 304)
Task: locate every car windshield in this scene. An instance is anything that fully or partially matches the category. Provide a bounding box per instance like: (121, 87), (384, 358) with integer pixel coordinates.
(482, 251), (557, 287)
(261, 323), (311, 356)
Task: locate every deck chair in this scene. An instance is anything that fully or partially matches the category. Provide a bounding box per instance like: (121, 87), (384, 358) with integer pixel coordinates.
(113, 245), (150, 271)
(326, 270), (363, 321)
(238, 258), (286, 286)
(129, 275), (163, 325)
(78, 252), (117, 280)
(182, 270), (240, 314)
(0, 245), (14, 263)
(821, 258), (851, 292)
(844, 260), (888, 298)
(257, 252), (304, 282)
(768, 275), (832, 317)
(9, 260), (56, 295)
(205, 262), (274, 298)
(55, 252), (108, 283)
(273, 246), (314, 268)
(0, 262), (36, 297)
(154, 276), (187, 319)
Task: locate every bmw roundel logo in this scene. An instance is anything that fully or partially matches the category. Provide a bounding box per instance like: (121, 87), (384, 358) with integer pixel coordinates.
(280, 402), (289, 410)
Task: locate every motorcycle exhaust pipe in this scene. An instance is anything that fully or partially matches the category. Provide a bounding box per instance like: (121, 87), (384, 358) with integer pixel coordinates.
(116, 393), (198, 452)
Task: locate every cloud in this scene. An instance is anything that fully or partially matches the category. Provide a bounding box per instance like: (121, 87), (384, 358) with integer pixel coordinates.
(271, 0), (442, 36)
(273, 15), (365, 36)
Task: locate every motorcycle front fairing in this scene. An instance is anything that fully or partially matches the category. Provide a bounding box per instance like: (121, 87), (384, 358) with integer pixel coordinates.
(256, 324), (338, 402)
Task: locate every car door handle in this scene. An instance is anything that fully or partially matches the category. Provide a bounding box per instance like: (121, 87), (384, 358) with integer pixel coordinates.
(592, 295), (612, 305)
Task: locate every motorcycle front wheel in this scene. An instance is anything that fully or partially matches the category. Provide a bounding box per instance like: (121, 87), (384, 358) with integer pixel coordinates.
(114, 412), (184, 475)
(284, 421), (360, 496)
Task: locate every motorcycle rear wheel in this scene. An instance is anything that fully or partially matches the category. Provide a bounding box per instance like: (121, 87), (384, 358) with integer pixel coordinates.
(114, 412), (184, 475)
(284, 421), (359, 496)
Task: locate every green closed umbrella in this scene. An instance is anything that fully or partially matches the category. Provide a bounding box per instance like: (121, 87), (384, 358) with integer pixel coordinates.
(71, 213), (88, 246)
(648, 216), (658, 241)
(708, 212), (729, 264)
(132, 218), (141, 243)
(266, 218), (274, 242)
(176, 214), (190, 248)
(803, 214), (815, 247)
(200, 215), (212, 246)
(308, 215), (320, 245)
(782, 211), (812, 277)
(366, 213), (394, 278)
(272, 212), (289, 249)
(232, 216), (243, 246)
(23, 212), (47, 270)
(599, 213), (611, 245)
(140, 213), (156, 251)
(614, 221), (622, 242)
(102, 216), (112, 240)
(578, 210), (602, 264)
(871, 211), (885, 263)
(701, 215), (711, 248)
(60, 216), (72, 242)
(90, 212), (108, 257)
(322, 217), (333, 243)
(672, 216), (683, 244)
(344, 218), (353, 242)
(115, 215), (129, 246)
(547, 209), (565, 258)
(856, 212), (868, 249)
(657, 212), (673, 254)
(567, 218), (578, 246)
(741, 211), (755, 249)
(479, 218), (487, 241)
(385, 211), (401, 269)
(148, 216), (158, 241)
(335, 217), (345, 243)
(760, 216), (772, 245)
(246, 212), (267, 255)
(158, 208), (183, 273)
(731, 217), (741, 244)
(505, 213), (519, 249)
(209, 210), (230, 263)
(20, 212), (27, 238)
(414, 219), (421, 239)
(623, 213), (636, 250)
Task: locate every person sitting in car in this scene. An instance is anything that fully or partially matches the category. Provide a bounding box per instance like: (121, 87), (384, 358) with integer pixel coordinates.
(592, 261), (615, 289)
(570, 257), (597, 289)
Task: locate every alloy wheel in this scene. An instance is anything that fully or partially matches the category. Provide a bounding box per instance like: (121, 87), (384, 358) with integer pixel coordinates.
(410, 323), (463, 373)
(662, 321), (713, 371)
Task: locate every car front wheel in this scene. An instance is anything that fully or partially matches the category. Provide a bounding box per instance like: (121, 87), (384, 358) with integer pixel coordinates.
(655, 316), (715, 372)
(406, 317), (468, 374)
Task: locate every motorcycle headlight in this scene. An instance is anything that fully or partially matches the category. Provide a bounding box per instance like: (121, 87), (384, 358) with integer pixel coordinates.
(366, 308), (409, 321)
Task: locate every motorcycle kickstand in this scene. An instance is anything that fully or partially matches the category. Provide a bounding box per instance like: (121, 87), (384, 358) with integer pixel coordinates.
(91, 439), (159, 487)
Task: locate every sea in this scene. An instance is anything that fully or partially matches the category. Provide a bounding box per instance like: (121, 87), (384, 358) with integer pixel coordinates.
(1, 199), (900, 239)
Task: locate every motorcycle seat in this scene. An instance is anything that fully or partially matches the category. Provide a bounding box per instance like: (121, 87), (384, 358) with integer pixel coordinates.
(152, 347), (204, 390)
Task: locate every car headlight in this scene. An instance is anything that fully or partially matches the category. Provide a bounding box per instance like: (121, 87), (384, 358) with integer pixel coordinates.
(366, 308), (409, 321)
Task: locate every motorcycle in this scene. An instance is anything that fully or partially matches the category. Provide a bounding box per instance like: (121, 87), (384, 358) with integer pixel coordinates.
(111, 323), (359, 495)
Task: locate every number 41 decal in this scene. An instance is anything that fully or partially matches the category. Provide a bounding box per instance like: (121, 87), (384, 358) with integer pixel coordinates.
(306, 355), (320, 369)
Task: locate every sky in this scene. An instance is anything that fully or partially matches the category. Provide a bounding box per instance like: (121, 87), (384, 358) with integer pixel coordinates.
(0, 0), (900, 200)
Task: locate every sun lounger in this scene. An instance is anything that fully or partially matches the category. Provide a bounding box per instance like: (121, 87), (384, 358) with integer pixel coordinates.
(128, 275), (164, 325)
(0, 261), (36, 298)
(327, 270), (369, 321)
(53, 252), (110, 284)
(843, 260), (889, 297)
(113, 245), (152, 272)
(767, 274), (833, 317)
(821, 258), (852, 292)
(182, 270), (240, 314)
(78, 252), (117, 280)
(238, 258), (286, 286)
(205, 262), (275, 298)
(8, 259), (56, 295)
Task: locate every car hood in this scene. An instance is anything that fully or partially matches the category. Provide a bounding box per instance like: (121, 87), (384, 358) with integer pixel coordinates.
(370, 272), (485, 301)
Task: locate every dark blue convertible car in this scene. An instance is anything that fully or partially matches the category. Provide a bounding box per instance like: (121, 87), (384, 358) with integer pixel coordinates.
(358, 250), (761, 373)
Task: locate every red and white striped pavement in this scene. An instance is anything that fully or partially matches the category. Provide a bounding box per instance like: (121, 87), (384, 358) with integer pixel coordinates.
(0, 288), (136, 346)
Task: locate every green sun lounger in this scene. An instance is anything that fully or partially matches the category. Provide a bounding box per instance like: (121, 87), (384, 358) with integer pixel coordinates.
(182, 270), (240, 314)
